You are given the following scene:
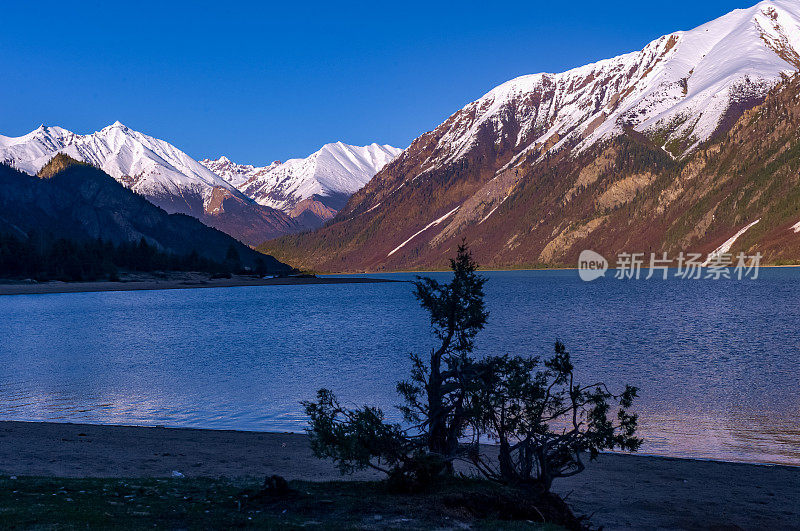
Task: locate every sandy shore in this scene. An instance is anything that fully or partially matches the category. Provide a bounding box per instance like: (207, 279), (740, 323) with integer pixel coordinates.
(0, 275), (397, 296)
(0, 421), (796, 529)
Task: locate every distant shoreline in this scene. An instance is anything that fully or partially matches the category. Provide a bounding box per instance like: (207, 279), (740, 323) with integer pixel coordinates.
(0, 275), (397, 296)
(0, 420), (797, 529)
(317, 263), (800, 275)
(4, 265), (797, 295)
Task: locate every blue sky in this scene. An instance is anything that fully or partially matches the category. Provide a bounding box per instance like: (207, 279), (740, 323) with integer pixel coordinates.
(1, 1), (756, 164)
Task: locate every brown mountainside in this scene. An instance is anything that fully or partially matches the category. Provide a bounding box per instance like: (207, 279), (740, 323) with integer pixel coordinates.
(261, 76), (800, 271)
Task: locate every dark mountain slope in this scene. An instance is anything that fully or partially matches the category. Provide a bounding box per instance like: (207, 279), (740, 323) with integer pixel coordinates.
(0, 155), (292, 272)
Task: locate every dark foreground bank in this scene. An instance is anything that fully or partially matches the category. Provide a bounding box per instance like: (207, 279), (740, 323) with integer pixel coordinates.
(0, 421), (797, 529)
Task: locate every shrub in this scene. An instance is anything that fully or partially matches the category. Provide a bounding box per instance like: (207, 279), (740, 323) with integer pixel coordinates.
(468, 343), (641, 492)
(303, 243), (641, 497)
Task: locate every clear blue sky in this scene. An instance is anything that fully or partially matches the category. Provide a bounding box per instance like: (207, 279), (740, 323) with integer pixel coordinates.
(1, 1), (755, 165)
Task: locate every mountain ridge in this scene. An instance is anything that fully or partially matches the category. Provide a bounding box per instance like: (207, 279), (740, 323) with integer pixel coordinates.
(200, 142), (402, 227)
(0, 157), (291, 272)
(0, 123), (296, 246)
(1, 124), (400, 243)
(260, 1), (800, 271)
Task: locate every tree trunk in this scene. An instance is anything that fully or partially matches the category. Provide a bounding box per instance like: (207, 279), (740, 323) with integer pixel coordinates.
(427, 331), (454, 464)
(498, 436), (514, 481)
(427, 347), (448, 456)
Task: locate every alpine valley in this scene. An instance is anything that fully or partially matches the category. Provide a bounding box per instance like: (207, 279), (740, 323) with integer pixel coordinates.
(261, 0), (800, 271)
(0, 123), (400, 246)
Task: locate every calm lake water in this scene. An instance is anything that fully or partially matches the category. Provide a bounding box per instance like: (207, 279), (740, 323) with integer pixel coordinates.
(1, 269), (799, 465)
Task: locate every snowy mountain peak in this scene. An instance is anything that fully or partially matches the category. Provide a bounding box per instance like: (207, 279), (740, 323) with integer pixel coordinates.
(200, 155), (264, 188)
(0, 122), (247, 212)
(2, 123), (400, 238)
(202, 142), (402, 214)
(0, 125), (80, 174)
(422, 0), (800, 172)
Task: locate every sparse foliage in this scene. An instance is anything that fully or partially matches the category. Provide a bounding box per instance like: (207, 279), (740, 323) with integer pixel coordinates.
(303, 243), (641, 497)
(397, 240), (488, 461)
(467, 342), (641, 492)
(304, 389), (409, 476)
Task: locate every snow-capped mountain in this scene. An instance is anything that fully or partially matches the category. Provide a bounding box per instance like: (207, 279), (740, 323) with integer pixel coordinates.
(1, 122), (241, 209)
(0, 125), (81, 173)
(0, 122), (400, 241)
(419, 0), (800, 171)
(201, 142), (402, 224)
(0, 123), (296, 245)
(200, 156), (282, 188)
(260, 0), (800, 271)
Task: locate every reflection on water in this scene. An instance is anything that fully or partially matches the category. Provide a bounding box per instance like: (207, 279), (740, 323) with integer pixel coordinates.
(1, 269), (798, 465)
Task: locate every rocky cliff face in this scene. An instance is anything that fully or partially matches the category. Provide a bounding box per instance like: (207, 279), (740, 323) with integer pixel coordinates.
(260, 2), (800, 271)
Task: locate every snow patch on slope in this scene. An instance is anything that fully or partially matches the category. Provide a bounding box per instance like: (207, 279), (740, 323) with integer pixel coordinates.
(388, 206), (460, 257)
(702, 219), (761, 265)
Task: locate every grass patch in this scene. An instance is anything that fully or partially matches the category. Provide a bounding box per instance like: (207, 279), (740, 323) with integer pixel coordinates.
(0, 475), (565, 529)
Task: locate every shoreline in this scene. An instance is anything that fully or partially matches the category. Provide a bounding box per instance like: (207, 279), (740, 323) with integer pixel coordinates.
(0, 275), (397, 296)
(10, 418), (794, 469)
(4, 265), (796, 295)
(7, 419), (798, 472)
(318, 263), (800, 275)
(1, 420), (797, 529)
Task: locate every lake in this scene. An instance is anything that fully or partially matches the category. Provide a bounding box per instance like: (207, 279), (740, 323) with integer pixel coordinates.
(1, 269), (798, 466)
